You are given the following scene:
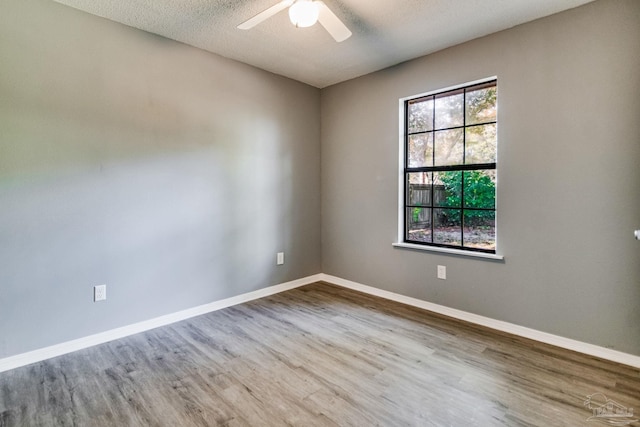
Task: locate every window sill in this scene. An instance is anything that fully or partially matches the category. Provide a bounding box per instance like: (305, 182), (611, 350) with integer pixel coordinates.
(392, 242), (504, 260)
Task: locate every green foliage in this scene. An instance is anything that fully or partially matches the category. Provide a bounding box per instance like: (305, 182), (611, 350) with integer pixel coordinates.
(412, 207), (420, 223)
(440, 171), (495, 226)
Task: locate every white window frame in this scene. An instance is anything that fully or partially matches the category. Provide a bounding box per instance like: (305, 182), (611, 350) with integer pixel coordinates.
(393, 77), (504, 260)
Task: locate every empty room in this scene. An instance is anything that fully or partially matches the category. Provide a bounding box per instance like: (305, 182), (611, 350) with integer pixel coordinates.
(1, 0), (639, 425)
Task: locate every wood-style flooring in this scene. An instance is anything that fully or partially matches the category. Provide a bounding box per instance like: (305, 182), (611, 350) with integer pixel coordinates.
(1, 282), (639, 426)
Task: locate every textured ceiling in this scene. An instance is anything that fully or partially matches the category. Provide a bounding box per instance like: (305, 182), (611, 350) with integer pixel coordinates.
(52, 0), (594, 88)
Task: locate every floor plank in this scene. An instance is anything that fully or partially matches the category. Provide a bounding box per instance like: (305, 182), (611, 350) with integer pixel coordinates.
(1, 282), (638, 426)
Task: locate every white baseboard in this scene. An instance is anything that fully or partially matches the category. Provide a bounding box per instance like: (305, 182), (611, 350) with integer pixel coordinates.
(0, 274), (323, 373)
(3, 272), (639, 373)
(319, 274), (640, 369)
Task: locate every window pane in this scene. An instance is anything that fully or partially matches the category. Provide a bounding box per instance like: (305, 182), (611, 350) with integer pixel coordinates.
(434, 91), (464, 129)
(408, 133), (433, 168)
(408, 172), (431, 185)
(434, 208), (461, 245)
(434, 129), (463, 166)
(408, 98), (434, 133)
(465, 84), (497, 125)
(465, 123), (496, 164)
(464, 210), (495, 250)
(407, 173), (432, 206)
(463, 170), (496, 209)
(434, 171), (461, 207)
(406, 208), (432, 243)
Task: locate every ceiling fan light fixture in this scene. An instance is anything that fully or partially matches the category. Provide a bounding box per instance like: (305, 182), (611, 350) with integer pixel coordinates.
(289, 0), (319, 28)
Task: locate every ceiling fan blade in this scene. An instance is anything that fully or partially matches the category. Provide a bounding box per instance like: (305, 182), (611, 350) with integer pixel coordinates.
(317, 1), (351, 42)
(237, 0), (294, 30)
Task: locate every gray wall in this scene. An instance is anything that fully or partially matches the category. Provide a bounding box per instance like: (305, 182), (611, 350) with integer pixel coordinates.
(0, 0), (321, 358)
(321, 0), (640, 355)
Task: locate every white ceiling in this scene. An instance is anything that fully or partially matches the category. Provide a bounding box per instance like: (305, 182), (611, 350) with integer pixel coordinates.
(53, 0), (594, 88)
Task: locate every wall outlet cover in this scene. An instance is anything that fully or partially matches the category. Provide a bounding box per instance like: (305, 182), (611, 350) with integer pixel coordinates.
(94, 284), (107, 302)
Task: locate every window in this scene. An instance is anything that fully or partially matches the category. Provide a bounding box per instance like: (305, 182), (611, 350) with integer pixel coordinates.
(402, 79), (497, 253)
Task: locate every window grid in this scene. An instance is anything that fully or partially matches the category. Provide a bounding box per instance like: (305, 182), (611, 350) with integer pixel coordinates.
(404, 80), (497, 253)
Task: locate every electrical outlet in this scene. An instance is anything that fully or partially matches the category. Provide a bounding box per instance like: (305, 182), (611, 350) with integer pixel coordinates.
(437, 265), (446, 280)
(94, 284), (107, 302)
(276, 252), (284, 265)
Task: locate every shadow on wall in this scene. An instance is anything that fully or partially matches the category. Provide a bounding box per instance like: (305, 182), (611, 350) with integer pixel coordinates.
(0, 114), (289, 357)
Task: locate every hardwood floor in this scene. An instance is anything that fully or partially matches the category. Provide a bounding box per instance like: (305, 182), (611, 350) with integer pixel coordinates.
(1, 282), (639, 426)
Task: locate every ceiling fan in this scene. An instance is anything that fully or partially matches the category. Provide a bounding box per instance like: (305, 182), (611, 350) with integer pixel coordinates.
(237, 0), (352, 43)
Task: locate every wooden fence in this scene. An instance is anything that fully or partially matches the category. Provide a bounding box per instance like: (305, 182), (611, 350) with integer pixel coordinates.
(408, 184), (447, 227)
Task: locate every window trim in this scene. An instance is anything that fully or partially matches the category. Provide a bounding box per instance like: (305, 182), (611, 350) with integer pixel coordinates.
(395, 76), (503, 259)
